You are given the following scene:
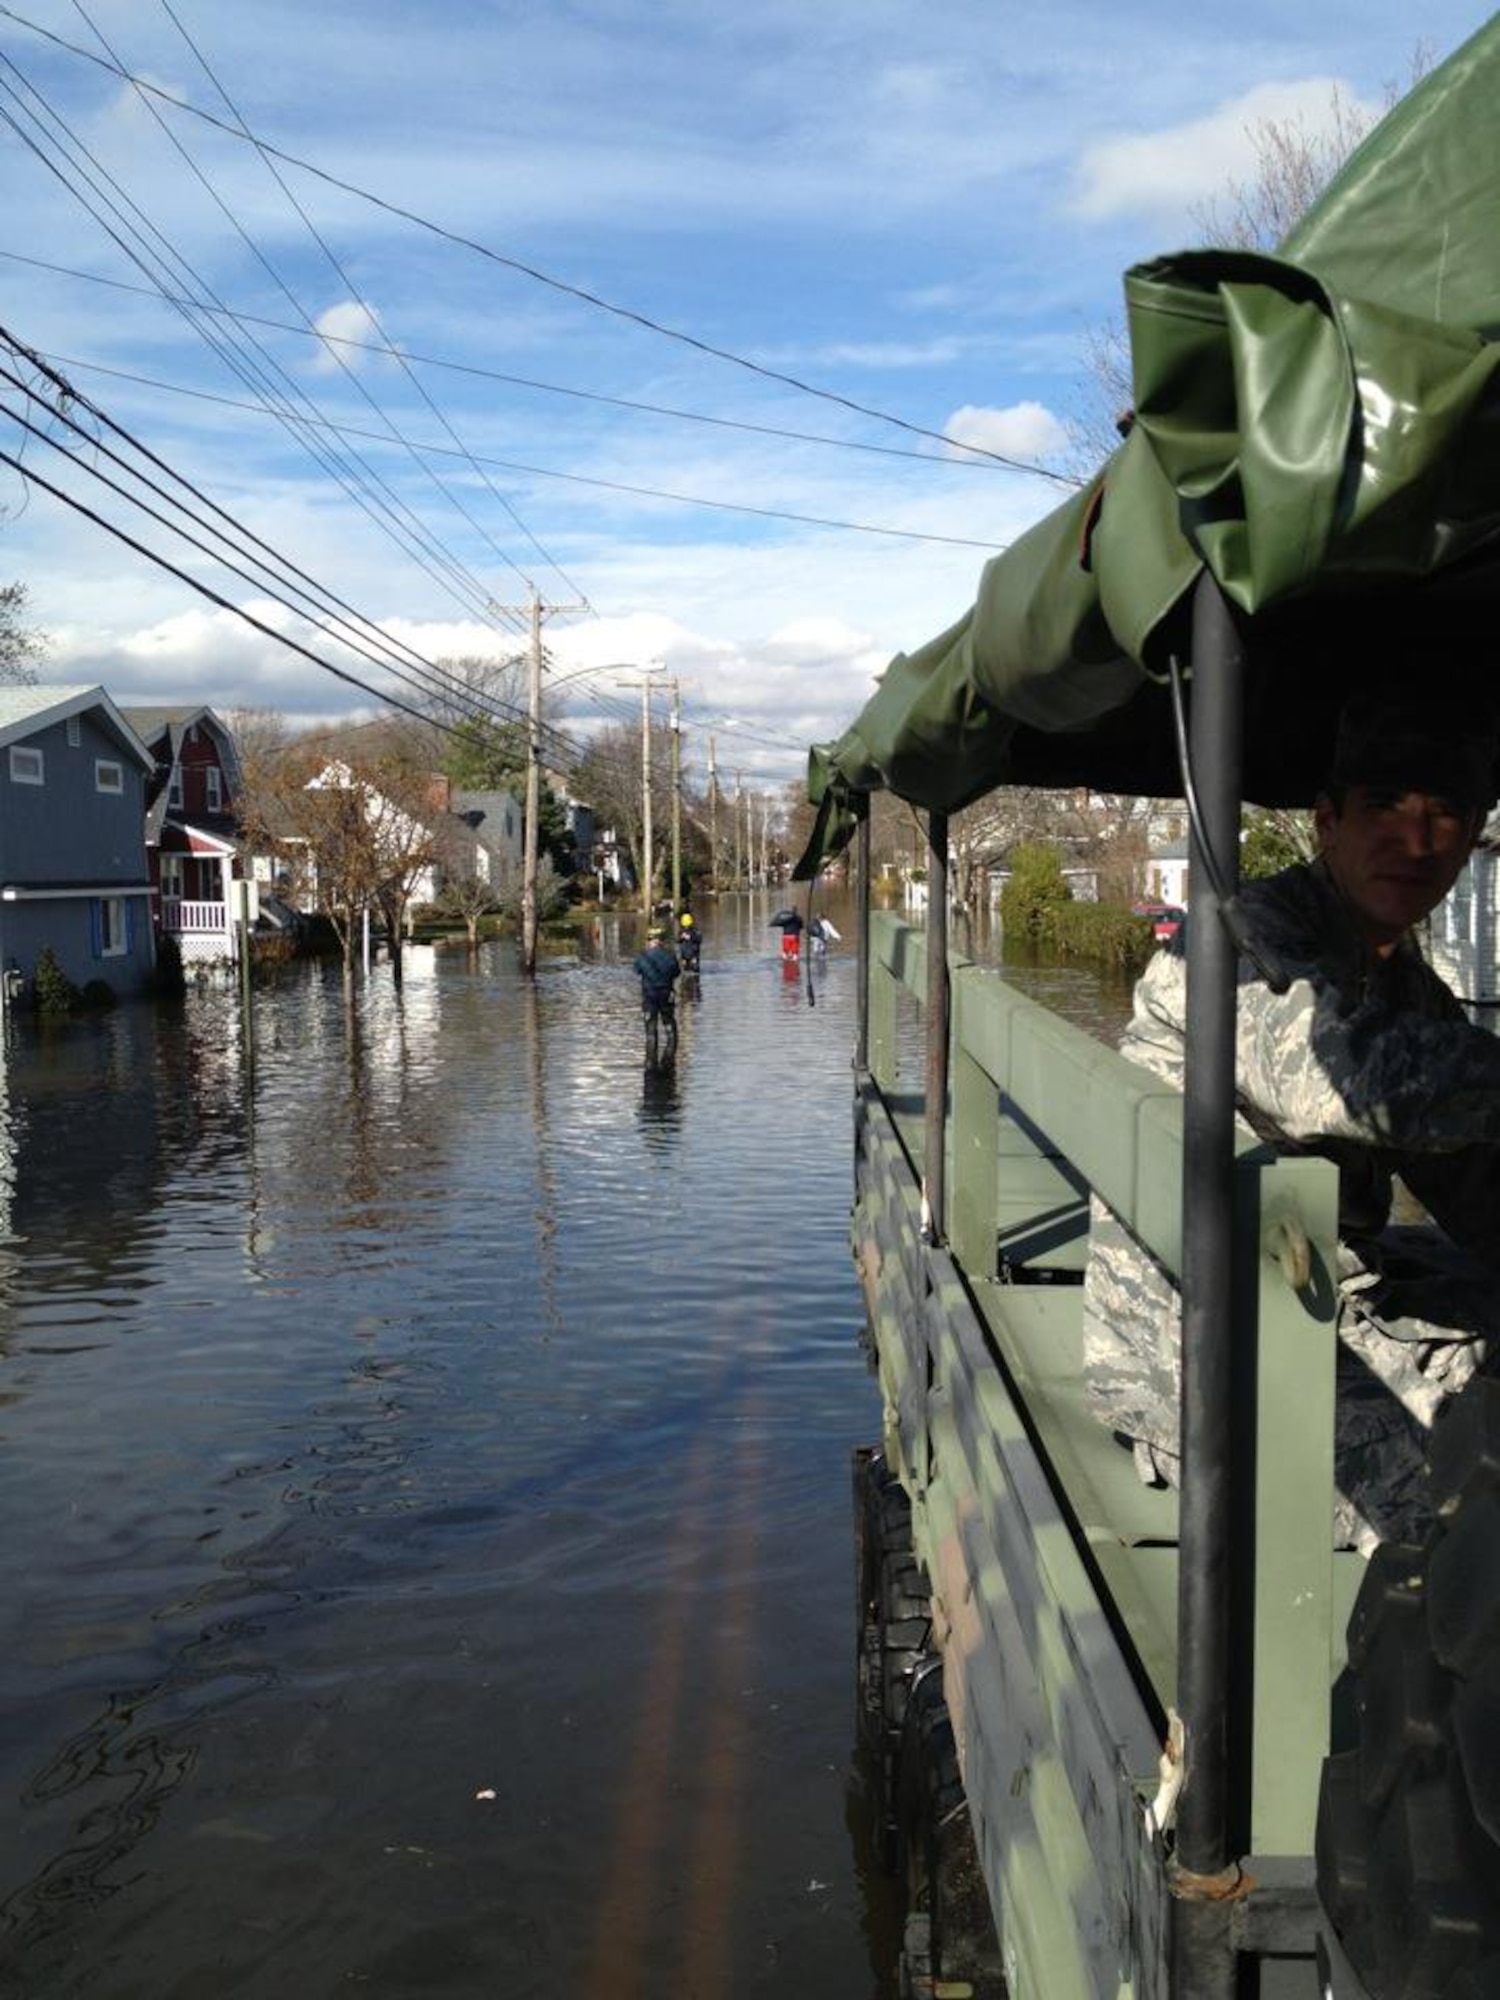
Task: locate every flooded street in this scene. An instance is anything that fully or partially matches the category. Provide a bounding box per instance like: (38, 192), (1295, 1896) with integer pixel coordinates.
(0, 894), (1132, 1999)
(0, 896), (899, 1999)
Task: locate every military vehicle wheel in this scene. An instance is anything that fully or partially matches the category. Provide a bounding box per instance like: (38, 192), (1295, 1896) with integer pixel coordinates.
(1317, 1377), (1500, 1999)
(894, 1660), (1005, 1999)
(853, 1448), (931, 1867)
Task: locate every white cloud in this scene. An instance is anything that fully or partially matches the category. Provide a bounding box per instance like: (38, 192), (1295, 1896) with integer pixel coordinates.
(1071, 77), (1381, 225)
(310, 301), (390, 374)
(944, 402), (1067, 464)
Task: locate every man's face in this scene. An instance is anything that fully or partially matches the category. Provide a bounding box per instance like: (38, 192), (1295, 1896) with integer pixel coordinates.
(1315, 783), (1482, 951)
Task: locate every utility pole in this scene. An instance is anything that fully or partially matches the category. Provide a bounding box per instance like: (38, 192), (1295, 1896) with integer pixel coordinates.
(734, 771), (744, 889)
(490, 586), (585, 976)
(708, 735), (719, 894)
(669, 678), (682, 917)
(614, 671), (665, 913)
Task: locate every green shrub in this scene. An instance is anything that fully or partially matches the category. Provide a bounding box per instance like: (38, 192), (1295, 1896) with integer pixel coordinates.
(1044, 900), (1155, 973)
(999, 843), (1071, 942)
(33, 946), (79, 1017)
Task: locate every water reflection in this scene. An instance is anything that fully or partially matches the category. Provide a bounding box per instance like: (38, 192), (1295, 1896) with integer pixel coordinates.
(638, 1052), (681, 1148)
(0, 894), (1144, 1998)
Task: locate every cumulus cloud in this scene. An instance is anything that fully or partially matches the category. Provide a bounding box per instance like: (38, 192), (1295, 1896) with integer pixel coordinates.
(310, 301), (390, 373)
(1071, 77), (1380, 225)
(944, 401), (1067, 464)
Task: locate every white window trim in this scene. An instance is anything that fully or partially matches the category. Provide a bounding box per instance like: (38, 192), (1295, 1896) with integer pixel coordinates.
(205, 767), (223, 812)
(95, 758), (124, 794)
(167, 765), (183, 809)
(99, 896), (127, 957)
(9, 744), (43, 785)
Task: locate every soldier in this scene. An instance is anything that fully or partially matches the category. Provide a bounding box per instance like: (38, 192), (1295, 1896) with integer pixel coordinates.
(1084, 690), (1500, 1550)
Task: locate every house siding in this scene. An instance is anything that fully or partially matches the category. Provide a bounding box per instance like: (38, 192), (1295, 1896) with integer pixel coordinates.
(0, 709), (155, 995)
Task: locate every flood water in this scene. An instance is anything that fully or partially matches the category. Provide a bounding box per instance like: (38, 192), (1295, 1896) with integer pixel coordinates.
(0, 894), (1126, 1999)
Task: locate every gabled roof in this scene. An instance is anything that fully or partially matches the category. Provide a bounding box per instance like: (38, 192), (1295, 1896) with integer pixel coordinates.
(120, 704), (242, 782)
(0, 684), (155, 771)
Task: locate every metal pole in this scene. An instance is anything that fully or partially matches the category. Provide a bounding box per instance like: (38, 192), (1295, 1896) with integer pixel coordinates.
(855, 810), (871, 1073)
(921, 811), (950, 1244)
(1170, 572), (1246, 1999)
(670, 678), (682, 916)
(521, 587), (542, 975)
(641, 680), (654, 914)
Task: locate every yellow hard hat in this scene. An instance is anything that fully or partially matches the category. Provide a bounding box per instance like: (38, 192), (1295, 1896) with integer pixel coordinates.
(681, 913), (694, 927)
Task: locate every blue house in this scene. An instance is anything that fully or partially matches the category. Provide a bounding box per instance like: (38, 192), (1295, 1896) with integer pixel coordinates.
(0, 685), (157, 1001)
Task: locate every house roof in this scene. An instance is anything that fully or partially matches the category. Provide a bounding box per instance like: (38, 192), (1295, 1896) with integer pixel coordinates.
(0, 684), (155, 770)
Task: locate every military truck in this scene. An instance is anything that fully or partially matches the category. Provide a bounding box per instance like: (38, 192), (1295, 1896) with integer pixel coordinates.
(796, 24), (1500, 1997)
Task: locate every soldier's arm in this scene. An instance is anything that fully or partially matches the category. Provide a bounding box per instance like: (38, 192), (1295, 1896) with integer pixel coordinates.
(1234, 957), (1500, 1153)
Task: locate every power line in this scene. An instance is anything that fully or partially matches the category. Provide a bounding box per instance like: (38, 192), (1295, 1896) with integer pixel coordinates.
(0, 351), (586, 762)
(0, 249), (1024, 475)
(0, 4), (1084, 487)
(26, 346), (1010, 551)
(153, 0), (592, 609)
(0, 49), (535, 640)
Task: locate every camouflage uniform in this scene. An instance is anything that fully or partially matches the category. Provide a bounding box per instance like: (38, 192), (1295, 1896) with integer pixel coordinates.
(1083, 857), (1500, 1551)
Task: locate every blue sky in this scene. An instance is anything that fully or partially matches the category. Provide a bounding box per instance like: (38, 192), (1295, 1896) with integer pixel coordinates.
(0, 0), (1491, 784)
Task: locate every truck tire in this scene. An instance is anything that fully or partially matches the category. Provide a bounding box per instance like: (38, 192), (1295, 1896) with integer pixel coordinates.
(853, 1448), (931, 1866)
(894, 1660), (1005, 1999)
(1316, 1378), (1500, 1999)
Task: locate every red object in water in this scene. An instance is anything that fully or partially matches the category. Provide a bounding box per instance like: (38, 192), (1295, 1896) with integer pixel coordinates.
(1133, 901), (1186, 942)
(781, 932), (801, 960)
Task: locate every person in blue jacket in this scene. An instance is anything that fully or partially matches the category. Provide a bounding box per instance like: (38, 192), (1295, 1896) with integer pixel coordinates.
(633, 925), (680, 1038)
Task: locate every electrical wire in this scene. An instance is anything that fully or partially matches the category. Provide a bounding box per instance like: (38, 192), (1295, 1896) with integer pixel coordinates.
(25, 347), (1008, 550)
(153, 0), (591, 610)
(0, 249), (1029, 475)
(0, 330), (578, 744)
(0, 371), (587, 765)
(0, 51), (535, 640)
(0, 4), (1085, 487)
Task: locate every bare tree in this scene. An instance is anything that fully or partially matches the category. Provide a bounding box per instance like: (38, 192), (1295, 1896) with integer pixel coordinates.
(0, 582), (45, 685)
(1066, 52), (1432, 478)
(236, 727), (441, 989)
(427, 651), (528, 731)
(432, 816), (497, 946)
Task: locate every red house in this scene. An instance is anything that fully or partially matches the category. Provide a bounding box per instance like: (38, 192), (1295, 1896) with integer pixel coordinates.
(123, 706), (248, 965)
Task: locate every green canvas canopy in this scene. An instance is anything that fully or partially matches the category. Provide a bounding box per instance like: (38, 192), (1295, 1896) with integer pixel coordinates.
(795, 17), (1500, 878)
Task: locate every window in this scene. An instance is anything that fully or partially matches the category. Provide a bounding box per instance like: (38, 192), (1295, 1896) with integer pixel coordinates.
(167, 765), (183, 809)
(66, 716), (81, 748)
(161, 855), (184, 897)
(205, 767), (223, 812)
(9, 745), (43, 785)
(95, 759), (124, 794)
(97, 897), (127, 957)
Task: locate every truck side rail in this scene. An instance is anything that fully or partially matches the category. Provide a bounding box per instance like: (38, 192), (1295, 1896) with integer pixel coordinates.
(855, 912), (1355, 1997)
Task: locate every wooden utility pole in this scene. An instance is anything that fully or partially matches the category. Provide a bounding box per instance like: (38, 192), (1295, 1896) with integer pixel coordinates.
(669, 678), (682, 916)
(708, 735), (719, 894)
(491, 587), (585, 975)
(734, 771), (744, 888)
(613, 672), (663, 913)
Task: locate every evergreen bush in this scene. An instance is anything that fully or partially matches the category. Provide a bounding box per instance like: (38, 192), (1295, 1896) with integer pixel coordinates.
(32, 946), (79, 1016)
